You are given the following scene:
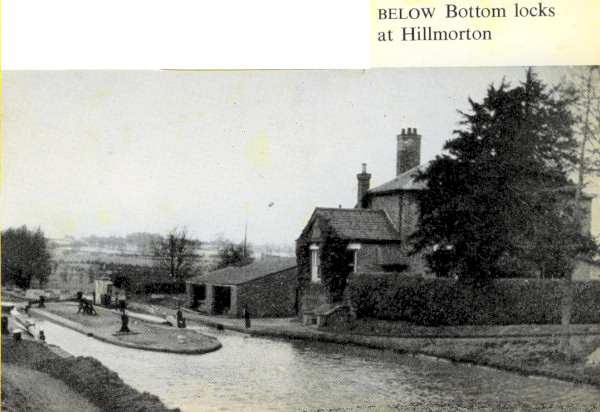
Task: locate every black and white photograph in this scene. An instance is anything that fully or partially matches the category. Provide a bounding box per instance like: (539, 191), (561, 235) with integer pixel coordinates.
(2, 67), (600, 411)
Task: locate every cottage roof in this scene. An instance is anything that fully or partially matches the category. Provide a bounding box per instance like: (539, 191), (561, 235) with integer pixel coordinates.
(302, 208), (400, 242)
(187, 257), (296, 286)
(368, 162), (430, 195)
(368, 162), (597, 200)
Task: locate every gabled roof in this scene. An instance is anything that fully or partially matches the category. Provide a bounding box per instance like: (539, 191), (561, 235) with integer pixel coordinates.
(187, 257), (296, 285)
(301, 208), (400, 242)
(368, 162), (430, 194)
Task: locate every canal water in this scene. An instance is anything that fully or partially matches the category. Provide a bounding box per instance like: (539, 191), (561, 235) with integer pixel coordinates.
(38, 320), (599, 412)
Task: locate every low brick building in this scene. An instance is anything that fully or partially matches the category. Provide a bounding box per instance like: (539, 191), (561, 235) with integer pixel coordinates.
(186, 257), (298, 317)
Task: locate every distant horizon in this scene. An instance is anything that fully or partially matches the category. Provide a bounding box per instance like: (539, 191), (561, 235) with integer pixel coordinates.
(42, 231), (294, 248)
(2, 67), (598, 245)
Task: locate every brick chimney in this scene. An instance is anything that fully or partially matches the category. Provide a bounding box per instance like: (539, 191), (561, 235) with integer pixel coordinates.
(357, 163), (371, 208)
(397, 128), (421, 176)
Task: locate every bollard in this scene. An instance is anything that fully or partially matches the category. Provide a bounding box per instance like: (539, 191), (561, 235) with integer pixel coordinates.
(39, 330), (46, 342)
(1, 316), (8, 334)
(244, 306), (251, 329)
(176, 308), (186, 328)
(119, 312), (131, 333)
(13, 332), (22, 341)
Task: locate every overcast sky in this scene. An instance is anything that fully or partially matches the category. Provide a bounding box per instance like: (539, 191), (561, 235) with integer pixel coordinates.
(2, 67), (598, 246)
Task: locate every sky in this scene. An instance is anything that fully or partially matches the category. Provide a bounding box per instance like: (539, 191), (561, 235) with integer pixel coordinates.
(2, 67), (598, 246)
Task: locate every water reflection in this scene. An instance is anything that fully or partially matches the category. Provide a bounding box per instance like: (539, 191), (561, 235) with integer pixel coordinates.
(37, 321), (599, 412)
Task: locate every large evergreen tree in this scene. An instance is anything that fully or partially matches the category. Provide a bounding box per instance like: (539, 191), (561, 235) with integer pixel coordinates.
(414, 69), (597, 281)
(1, 226), (52, 288)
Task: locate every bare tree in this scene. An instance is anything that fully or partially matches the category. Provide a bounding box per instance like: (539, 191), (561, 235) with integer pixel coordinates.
(153, 228), (200, 281)
(570, 66), (600, 200)
(560, 66), (600, 355)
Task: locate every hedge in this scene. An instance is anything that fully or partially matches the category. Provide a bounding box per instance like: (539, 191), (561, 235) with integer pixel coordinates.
(349, 274), (600, 326)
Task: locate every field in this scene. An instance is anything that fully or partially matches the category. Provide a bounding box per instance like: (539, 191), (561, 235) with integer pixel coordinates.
(46, 243), (219, 293)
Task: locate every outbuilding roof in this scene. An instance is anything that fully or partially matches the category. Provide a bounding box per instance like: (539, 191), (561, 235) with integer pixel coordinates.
(368, 162), (430, 194)
(302, 208), (400, 242)
(187, 257), (296, 286)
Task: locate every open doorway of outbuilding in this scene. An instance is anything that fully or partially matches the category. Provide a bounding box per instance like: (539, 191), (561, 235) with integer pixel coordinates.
(213, 286), (231, 315)
(192, 285), (206, 308)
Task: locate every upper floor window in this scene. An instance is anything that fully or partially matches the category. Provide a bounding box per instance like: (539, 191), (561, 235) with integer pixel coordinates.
(310, 244), (320, 283)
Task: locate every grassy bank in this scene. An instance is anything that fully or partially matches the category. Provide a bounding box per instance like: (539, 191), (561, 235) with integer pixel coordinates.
(1, 338), (178, 412)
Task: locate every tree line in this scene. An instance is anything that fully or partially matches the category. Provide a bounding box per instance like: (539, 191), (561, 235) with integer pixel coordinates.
(1, 226), (256, 289)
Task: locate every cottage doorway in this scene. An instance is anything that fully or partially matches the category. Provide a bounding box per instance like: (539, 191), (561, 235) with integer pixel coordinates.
(213, 286), (231, 315)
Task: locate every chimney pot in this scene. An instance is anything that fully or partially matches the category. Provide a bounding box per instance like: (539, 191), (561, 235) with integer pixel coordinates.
(361, 163), (367, 173)
(407, 127), (411, 134)
(401, 128), (406, 135)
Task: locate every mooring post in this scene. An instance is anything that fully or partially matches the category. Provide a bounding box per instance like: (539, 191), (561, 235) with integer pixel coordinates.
(176, 307), (186, 328)
(119, 311), (131, 333)
(244, 305), (251, 329)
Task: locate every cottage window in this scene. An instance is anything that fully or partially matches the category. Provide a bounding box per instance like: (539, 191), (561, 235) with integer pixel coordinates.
(310, 244), (320, 283)
(347, 243), (361, 273)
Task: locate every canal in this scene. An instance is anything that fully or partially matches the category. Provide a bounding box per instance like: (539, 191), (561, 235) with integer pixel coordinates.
(38, 320), (599, 412)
